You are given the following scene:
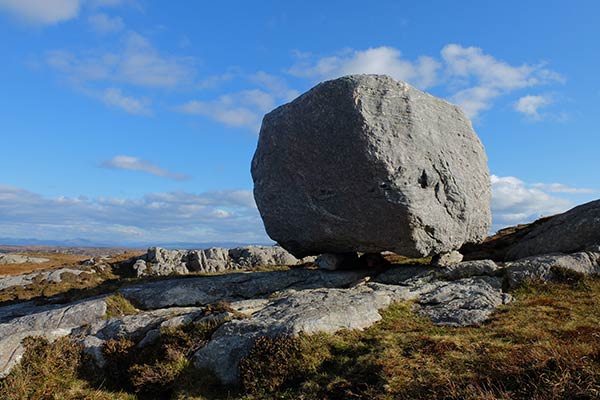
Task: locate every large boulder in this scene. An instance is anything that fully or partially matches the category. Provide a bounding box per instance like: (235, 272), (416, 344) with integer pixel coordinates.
(251, 74), (491, 258)
(506, 199), (600, 260)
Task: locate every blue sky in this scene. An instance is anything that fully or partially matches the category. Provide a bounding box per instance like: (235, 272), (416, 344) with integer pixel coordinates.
(0, 0), (598, 247)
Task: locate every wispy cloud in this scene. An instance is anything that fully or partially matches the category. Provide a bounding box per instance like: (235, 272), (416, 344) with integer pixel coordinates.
(88, 12), (123, 34)
(101, 155), (189, 181)
(0, 0), (131, 26)
(514, 94), (553, 119)
(46, 32), (196, 88)
(287, 44), (564, 119)
(531, 182), (596, 194)
(441, 44), (563, 119)
(0, 0), (81, 25)
(0, 185), (267, 246)
(99, 87), (150, 115)
(289, 46), (440, 89)
(177, 73), (298, 132)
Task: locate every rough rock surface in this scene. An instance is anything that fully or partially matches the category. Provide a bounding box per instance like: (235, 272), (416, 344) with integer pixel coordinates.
(0, 254), (49, 265)
(504, 251), (600, 288)
(252, 74), (491, 258)
(431, 250), (464, 267)
(194, 283), (414, 384)
(135, 245), (313, 277)
(0, 297), (107, 377)
(0, 268), (94, 291)
(416, 277), (512, 326)
(120, 269), (369, 310)
(1, 248), (599, 382)
(74, 307), (206, 367)
(506, 199), (600, 260)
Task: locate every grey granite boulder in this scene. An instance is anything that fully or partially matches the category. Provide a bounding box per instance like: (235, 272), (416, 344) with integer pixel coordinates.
(252, 74), (491, 258)
(506, 199), (600, 260)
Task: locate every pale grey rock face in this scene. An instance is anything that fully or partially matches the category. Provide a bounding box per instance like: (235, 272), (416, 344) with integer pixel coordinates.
(120, 269), (369, 310)
(416, 277), (512, 326)
(504, 251), (600, 288)
(0, 268), (93, 291)
(506, 199), (600, 260)
(0, 254), (49, 265)
(136, 245), (310, 277)
(0, 297), (107, 377)
(252, 74), (491, 258)
(431, 250), (464, 267)
(439, 259), (500, 280)
(74, 307), (205, 367)
(194, 283), (413, 384)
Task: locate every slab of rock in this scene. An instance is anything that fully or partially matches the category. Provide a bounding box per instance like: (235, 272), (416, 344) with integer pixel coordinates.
(194, 283), (413, 384)
(438, 260), (500, 280)
(0, 297), (107, 377)
(417, 277), (512, 326)
(506, 199), (600, 260)
(120, 269), (369, 310)
(251, 74), (491, 258)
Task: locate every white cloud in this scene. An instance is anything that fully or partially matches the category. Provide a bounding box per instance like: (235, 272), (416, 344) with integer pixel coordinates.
(46, 32), (196, 88)
(289, 46), (441, 89)
(0, 0), (81, 25)
(100, 87), (150, 115)
(490, 175), (572, 232)
(514, 94), (553, 119)
(177, 89), (282, 132)
(441, 44), (563, 118)
(531, 182), (596, 194)
(88, 12), (123, 34)
(287, 44), (563, 119)
(102, 155), (189, 181)
(0, 185), (267, 246)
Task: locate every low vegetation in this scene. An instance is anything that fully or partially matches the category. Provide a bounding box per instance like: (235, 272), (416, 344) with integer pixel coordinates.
(1, 270), (599, 400)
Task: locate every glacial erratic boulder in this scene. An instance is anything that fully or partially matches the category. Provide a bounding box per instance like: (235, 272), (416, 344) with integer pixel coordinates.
(252, 74), (491, 258)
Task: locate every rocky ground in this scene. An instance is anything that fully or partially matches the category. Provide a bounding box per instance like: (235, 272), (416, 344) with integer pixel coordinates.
(0, 238), (599, 400)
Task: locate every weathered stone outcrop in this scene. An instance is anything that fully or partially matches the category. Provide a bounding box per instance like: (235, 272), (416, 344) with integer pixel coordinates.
(134, 245), (313, 277)
(1, 248), (598, 383)
(0, 254), (49, 265)
(504, 251), (600, 288)
(252, 74), (491, 258)
(506, 199), (600, 260)
(0, 297), (107, 377)
(0, 268), (94, 292)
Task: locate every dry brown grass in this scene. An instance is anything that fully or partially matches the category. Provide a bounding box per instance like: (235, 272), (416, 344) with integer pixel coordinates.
(0, 252), (88, 276)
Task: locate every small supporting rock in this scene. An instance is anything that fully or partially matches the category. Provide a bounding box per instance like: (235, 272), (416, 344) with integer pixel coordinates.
(315, 253), (358, 271)
(431, 250), (464, 267)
